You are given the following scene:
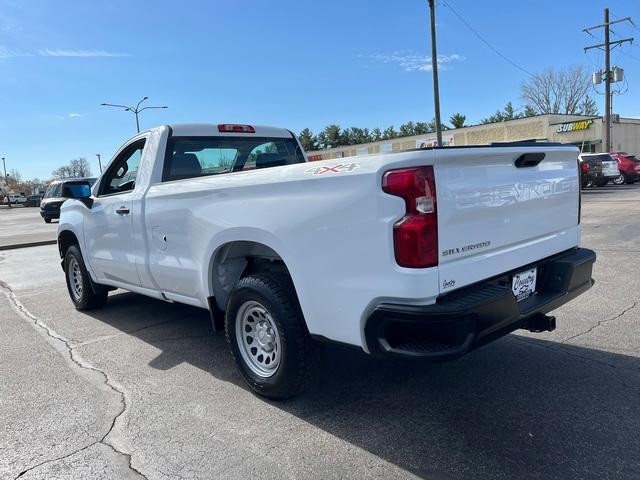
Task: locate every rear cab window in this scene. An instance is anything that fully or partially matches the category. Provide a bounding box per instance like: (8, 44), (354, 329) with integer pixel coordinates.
(162, 136), (305, 182)
(588, 154), (615, 163)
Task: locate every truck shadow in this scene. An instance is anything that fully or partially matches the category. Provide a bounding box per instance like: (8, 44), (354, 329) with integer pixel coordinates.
(84, 291), (640, 480)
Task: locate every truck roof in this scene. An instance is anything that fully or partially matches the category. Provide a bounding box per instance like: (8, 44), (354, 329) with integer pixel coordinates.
(168, 123), (295, 138)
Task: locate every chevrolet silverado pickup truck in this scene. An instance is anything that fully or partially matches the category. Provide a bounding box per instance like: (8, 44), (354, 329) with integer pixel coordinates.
(57, 123), (596, 399)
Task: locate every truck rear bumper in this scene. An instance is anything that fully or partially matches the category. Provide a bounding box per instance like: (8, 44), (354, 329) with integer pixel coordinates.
(364, 247), (596, 360)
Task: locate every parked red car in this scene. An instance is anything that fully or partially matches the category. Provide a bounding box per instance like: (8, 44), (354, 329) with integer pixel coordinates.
(610, 152), (640, 185)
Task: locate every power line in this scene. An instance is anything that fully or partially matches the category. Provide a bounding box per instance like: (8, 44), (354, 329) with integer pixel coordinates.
(618, 49), (640, 62)
(441, 0), (534, 77)
(607, 11), (640, 63)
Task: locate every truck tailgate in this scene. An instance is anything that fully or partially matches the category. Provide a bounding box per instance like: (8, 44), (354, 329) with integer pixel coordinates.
(434, 146), (580, 295)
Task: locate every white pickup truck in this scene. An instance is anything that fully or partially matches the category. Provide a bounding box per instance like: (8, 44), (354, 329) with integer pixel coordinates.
(58, 123), (596, 398)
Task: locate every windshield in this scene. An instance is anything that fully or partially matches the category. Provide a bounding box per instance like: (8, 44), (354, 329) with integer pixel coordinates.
(44, 183), (61, 198)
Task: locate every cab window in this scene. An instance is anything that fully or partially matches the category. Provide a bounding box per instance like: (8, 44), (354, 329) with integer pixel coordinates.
(162, 136), (304, 182)
(100, 140), (146, 196)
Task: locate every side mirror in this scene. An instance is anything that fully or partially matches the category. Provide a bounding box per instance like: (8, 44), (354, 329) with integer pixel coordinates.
(62, 181), (93, 208)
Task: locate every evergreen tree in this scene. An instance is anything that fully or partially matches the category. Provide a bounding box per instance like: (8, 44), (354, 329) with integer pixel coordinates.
(298, 128), (318, 151)
(449, 113), (466, 129)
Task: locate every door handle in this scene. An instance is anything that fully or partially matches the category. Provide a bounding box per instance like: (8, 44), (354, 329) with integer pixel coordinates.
(115, 206), (130, 215)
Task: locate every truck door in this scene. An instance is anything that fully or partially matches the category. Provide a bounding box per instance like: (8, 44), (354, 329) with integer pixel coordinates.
(84, 139), (146, 286)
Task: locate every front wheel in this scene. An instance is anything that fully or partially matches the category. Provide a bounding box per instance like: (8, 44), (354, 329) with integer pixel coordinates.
(225, 272), (319, 400)
(44, 217), (52, 223)
(64, 245), (108, 310)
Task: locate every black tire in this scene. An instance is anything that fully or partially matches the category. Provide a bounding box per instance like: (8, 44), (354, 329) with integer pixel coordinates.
(225, 271), (319, 400)
(44, 217), (52, 223)
(64, 245), (108, 310)
(594, 179), (608, 187)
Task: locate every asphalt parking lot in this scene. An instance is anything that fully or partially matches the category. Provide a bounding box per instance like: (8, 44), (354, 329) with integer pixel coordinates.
(1, 185), (639, 480)
(0, 206), (57, 250)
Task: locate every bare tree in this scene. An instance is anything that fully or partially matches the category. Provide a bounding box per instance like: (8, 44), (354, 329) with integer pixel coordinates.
(70, 158), (92, 177)
(8, 168), (22, 184)
(521, 66), (597, 115)
(51, 166), (73, 179)
(52, 158), (92, 179)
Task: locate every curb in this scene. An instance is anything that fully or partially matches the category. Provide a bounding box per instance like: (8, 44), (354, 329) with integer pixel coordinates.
(0, 239), (57, 251)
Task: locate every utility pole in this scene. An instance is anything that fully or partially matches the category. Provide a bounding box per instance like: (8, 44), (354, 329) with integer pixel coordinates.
(428, 0), (443, 147)
(96, 154), (103, 173)
(101, 97), (168, 133)
(583, 9), (633, 152)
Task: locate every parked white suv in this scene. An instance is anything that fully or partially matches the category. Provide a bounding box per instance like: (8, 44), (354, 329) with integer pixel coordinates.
(57, 124), (596, 398)
(579, 153), (620, 186)
(4, 193), (27, 204)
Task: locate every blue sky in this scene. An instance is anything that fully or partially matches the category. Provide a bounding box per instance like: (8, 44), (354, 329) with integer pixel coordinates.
(1, 0), (639, 179)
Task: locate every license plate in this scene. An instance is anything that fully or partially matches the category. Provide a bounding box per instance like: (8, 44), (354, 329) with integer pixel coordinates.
(512, 267), (537, 302)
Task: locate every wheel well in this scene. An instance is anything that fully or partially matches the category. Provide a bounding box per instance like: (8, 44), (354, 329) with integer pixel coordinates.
(58, 230), (79, 259)
(210, 241), (290, 311)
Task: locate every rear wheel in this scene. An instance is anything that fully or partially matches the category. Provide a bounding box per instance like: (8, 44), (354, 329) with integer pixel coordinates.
(612, 174), (625, 185)
(64, 245), (108, 310)
(226, 271), (319, 400)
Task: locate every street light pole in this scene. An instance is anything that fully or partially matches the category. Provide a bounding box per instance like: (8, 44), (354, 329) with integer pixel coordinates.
(2, 157), (7, 184)
(100, 97), (168, 133)
(2, 157), (11, 207)
(428, 0), (443, 147)
(96, 154), (103, 173)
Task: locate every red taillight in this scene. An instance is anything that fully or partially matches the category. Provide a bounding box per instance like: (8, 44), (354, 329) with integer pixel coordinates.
(382, 166), (438, 268)
(581, 162), (589, 172)
(218, 124), (255, 133)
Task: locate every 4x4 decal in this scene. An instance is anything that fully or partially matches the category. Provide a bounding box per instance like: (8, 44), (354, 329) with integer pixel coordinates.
(306, 163), (360, 175)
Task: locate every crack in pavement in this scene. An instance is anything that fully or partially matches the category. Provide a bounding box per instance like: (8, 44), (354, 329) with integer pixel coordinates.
(0, 280), (147, 480)
(14, 442), (100, 479)
(562, 300), (639, 344)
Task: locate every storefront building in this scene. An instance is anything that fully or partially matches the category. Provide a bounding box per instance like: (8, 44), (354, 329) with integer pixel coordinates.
(306, 114), (640, 161)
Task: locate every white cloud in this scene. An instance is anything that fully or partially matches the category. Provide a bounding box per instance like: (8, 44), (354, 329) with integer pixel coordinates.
(364, 52), (465, 72)
(55, 113), (84, 120)
(0, 45), (130, 58)
(0, 46), (32, 58)
(37, 48), (130, 58)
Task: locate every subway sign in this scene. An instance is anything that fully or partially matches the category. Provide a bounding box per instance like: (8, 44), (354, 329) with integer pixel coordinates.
(556, 119), (594, 133)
